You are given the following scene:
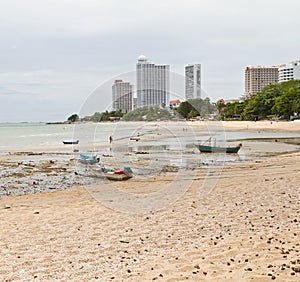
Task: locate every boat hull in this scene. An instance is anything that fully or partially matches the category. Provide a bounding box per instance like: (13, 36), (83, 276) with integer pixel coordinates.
(79, 154), (99, 165)
(105, 173), (132, 181)
(195, 144), (241, 153)
(90, 166), (133, 181)
(63, 140), (79, 145)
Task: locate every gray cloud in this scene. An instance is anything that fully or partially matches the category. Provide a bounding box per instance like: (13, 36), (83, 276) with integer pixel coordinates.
(0, 0), (299, 121)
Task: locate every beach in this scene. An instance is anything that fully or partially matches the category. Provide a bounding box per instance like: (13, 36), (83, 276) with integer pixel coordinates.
(0, 121), (300, 281)
(221, 120), (300, 133)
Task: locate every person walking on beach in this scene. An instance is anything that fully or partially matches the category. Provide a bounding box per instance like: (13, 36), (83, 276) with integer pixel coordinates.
(109, 135), (113, 151)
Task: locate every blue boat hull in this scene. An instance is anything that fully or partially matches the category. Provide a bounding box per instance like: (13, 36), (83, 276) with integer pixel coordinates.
(79, 153), (99, 164)
(63, 140), (79, 145)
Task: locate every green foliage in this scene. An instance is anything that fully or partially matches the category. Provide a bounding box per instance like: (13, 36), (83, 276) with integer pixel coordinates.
(292, 95), (300, 114)
(272, 86), (300, 119)
(176, 101), (192, 118)
(220, 80), (300, 121)
(241, 86), (281, 120)
(81, 110), (124, 122)
(221, 101), (245, 120)
(187, 109), (198, 119)
(216, 99), (226, 113)
(176, 98), (215, 119)
(122, 106), (174, 121)
(67, 114), (79, 122)
(90, 112), (102, 122)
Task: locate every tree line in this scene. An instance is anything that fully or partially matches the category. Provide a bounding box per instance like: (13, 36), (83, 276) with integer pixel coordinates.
(218, 80), (300, 121)
(67, 98), (216, 122)
(67, 110), (123, 122)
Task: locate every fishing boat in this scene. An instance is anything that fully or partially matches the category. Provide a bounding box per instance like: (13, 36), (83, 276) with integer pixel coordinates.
(91, 166), (133, 181)
(195, 138), (242, 153)
(105, 171), (132, 181)
(130, 136), (140, 141)
(63, 140), (79, 145)
(79, 154), (100, 165)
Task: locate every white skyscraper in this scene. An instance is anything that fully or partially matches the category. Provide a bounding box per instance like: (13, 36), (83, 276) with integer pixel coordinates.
(279, 60), (300, 83)
(112, 80), (133, 113)
(185, 64), (201, 100)
(136, 55), (170, 108)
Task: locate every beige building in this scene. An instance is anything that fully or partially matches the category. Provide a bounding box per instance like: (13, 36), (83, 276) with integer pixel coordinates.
(244, 66), (279, 98)
(112, 80), (133, 113)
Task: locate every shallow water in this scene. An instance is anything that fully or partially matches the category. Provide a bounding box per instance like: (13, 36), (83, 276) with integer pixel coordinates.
(1, 122), (299, 198)
(0, 122), (299, 159)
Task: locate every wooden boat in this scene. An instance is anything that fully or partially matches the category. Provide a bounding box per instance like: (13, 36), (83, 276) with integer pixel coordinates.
(195, 144), (242, 153)
(105, 172), (132, 181)
(92, 166), (133, 181)
(195, 138), (242, 153)
(63, 140), (79, 145)
(105, 166), (133, 181)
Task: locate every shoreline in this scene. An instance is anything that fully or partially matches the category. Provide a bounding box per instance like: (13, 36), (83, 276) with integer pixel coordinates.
(0, 135), (299, 198)
(1, 120), (299, 199)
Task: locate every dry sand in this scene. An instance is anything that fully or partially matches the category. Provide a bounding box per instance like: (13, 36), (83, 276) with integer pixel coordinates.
(1, 150), (300, 281)
(185, 120), (300, 133)
(222, 120), (300, 133)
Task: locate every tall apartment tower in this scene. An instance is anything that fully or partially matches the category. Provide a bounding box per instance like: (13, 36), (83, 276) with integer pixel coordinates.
(185, 64), (201, 100)
(136, 55), (170, 108)
(279, 60), (300, 83)
(244, 66), (279, 98)
(112, 79), (133, 113)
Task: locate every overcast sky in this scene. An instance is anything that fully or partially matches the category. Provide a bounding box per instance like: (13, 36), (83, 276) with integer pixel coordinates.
(0, 0), (299, 122)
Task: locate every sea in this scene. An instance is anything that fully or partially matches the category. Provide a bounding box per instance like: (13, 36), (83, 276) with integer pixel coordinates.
(0, 122), (299, 163)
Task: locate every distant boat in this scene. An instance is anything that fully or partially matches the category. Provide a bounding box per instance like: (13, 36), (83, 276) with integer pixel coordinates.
(195, 137), (242, 153)
(130, 133), (141, 141)
(63, 140), (79, 145)
(130, 136), (140, 141)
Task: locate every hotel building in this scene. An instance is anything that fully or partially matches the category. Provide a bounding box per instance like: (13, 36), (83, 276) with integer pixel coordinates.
(136, 55), (170, 108)
(112, 80), (133, 113)
(278, 60), (300, 83)
(185, 64), (201, 100)
(244, 66), (279, 98)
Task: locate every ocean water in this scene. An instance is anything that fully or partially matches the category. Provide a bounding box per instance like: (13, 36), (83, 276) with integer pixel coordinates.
(0, 122), (114, 151)
(0, 122), (299, 160)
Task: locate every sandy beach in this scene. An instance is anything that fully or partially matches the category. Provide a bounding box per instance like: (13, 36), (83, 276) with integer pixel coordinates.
(221, 120), (300, 133)
(0, 121), (300, 281)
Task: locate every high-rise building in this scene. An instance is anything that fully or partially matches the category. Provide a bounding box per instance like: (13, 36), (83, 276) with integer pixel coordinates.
(136, 55), (170, 108)
(185, 64), (201, 100)
(112, 79), (133, 113)
(279, 60), (300, 83)
(244, 66), (278, 98)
